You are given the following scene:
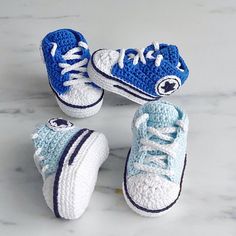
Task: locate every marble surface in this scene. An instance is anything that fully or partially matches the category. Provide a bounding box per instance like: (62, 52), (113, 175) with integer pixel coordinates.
(0, 0), (236, 235)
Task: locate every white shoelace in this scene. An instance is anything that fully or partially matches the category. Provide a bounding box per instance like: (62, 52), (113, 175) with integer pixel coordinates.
(134, 113), (186, 177)
(51, 41), (90, 87)
(118, 41), (164, 69)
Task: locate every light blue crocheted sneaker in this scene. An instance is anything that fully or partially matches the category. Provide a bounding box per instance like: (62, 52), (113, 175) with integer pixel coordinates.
(87, 42), (189, 104)
(41, 29), (104, 118)
(122, 100), (189, 217)
(32, 118), (109, 219)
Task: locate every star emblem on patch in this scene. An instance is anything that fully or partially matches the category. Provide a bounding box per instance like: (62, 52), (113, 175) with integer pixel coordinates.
(47, 118), (74, 131)
(155, 76), (181, 96)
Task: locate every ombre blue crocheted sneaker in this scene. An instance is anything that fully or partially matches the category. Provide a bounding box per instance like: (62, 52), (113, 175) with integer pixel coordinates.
(32, 118), (109, 219)
(87, 42), (189, 104)
(41, 29), (104, 118)
(122, 100), (189, 217)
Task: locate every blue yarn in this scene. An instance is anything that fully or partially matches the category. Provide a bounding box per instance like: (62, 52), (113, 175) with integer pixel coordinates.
(42, 29), (90, 94)
(111, 44), (189, 97)
(127, 100), (188, 184)
(33, 123), (80, 177)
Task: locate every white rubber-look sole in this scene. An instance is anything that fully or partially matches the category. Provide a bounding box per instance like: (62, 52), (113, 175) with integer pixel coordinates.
(87, 60), (157, 105)
(43, 132), (109, 219)
(122, 182), (170, 217)
(56, 96), (103, 119)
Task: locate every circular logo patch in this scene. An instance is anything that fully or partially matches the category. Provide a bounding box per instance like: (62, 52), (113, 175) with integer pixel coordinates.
(47, 118), (74, 131)
(155, 76), (181, 96)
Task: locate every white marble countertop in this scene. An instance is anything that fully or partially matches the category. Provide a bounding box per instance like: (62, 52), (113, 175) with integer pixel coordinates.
(0, 0), (236, 235)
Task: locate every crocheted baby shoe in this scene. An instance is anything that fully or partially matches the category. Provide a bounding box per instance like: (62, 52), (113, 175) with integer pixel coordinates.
(41, 29), (104, 118)
(123, 100), (189, 217)
(87, 42), (189, 104)
(32, 118), (109, 219)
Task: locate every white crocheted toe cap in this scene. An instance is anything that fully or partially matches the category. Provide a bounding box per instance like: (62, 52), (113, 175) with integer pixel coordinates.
(126, 173), (180, 210)
(92, 49), (119, 76)
(58, 85), (103, 106)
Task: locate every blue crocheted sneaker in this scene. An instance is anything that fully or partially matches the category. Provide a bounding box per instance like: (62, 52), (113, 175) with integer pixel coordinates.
(87, 42), (189, 104)
(123, 100), (189, 217)
(32, 118), (109, 219)
(41, 29), (104, 118)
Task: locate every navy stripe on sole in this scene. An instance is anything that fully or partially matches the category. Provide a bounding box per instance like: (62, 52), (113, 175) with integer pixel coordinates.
(68, 130), (94, 165)
(91, 50), (158, 100)
(53, 128), (87, 218)
(113, 85), (159, 102)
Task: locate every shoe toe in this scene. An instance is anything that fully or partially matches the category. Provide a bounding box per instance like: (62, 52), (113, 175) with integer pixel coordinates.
(126, 173), (180, 211)
(92, 49), (119, 75)
(59, 84), (103, 106)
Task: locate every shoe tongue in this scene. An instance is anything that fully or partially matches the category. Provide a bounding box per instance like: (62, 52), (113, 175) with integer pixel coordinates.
(160, 45), (179, 67)
(49, 30), (79, 55)
(145, 102), (179, 129)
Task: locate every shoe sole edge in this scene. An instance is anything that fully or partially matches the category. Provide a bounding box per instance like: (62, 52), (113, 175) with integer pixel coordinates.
(122, 150), (187, 217)
(51, 131), (109, 219)
(87, 58), (159, 105)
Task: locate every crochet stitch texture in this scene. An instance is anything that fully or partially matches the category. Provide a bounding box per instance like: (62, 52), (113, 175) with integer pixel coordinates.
(123, 100), (189, 217)
(32, 118), (109, 219)
(41, 29), (104, 118)
(88, 42), (189, 104)
(42, 29), (90, 94)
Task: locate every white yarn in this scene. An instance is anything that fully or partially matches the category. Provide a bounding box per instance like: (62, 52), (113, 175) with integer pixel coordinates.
(47, 41), (104, 118)
(127, 174), (179, 210)
(87, 60), (153, 105)
(50, 42), (57, 57)
(118, 42), (163, 69)
(56, 96), (103, 119)
(32, 133), (39, 139)
(42, 165), (49, 174)
(135, 113), (149, 129)
(123, 174), (179, 217)
(92, 49), (120, 76)
(42, 132), (109, 219)
(134, 113), (183, 177)
(50, 42), (90, 88)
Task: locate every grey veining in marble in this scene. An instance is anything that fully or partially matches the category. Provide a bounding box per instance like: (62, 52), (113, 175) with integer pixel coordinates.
(0, 0), (236, 235)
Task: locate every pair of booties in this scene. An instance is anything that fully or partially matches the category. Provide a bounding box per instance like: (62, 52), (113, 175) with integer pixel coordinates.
(32, 100), (188, 219)
(41, 29), (189, 118)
